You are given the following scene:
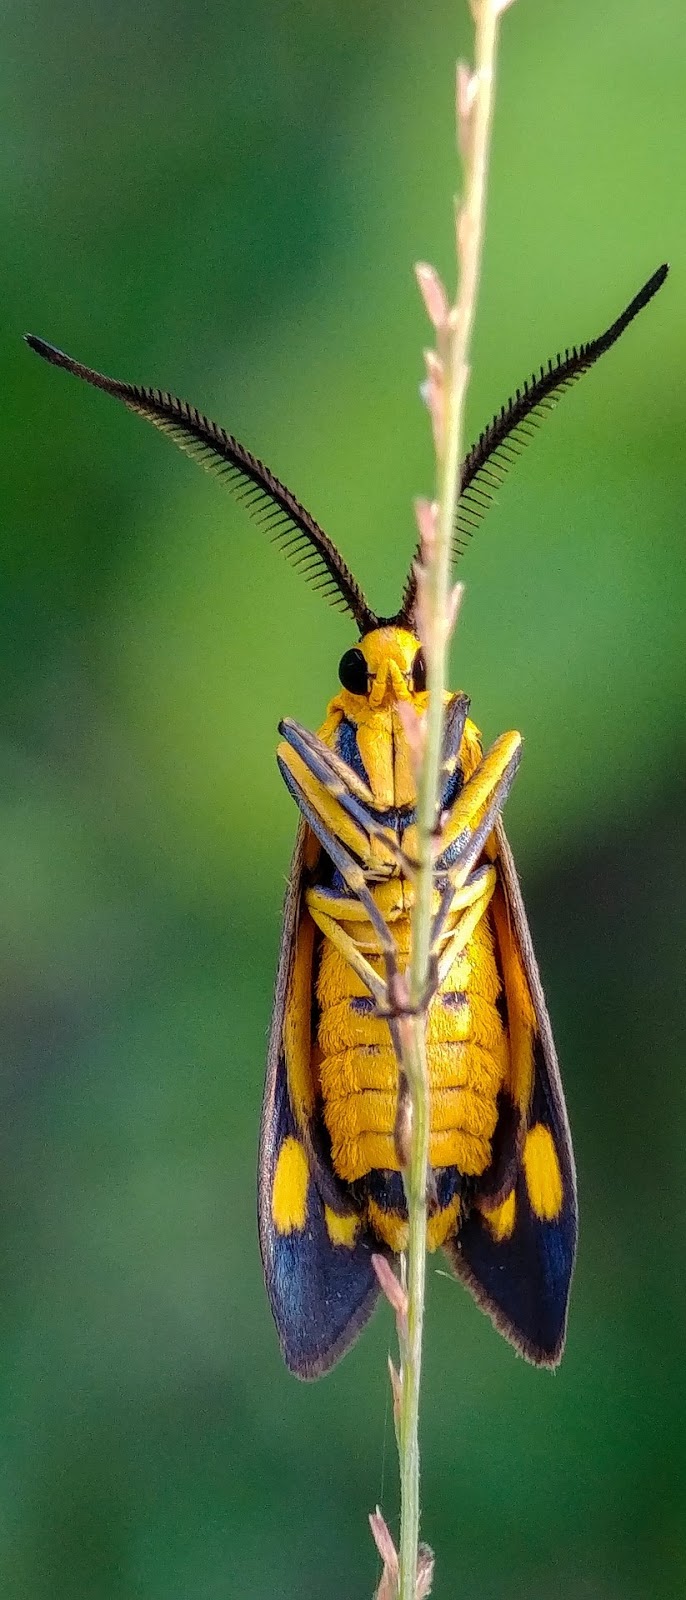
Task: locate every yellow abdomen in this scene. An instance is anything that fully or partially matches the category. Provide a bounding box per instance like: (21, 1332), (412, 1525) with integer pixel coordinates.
(315, 885), (509, 1247)
(306, 670), (511, 1253)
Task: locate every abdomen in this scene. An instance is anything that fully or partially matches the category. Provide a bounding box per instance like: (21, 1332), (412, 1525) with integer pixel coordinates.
(315, 891), (509, 1250)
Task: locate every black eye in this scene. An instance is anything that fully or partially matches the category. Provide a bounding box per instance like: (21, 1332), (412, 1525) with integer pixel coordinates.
(338, 647), (369, 695)
(411, 648), (427, 692)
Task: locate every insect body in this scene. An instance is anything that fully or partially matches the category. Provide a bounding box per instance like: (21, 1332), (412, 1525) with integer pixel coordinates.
(276, 632), (516, 1246)
(269, 635), (564, 1376)
(26, 263), (667, 1377)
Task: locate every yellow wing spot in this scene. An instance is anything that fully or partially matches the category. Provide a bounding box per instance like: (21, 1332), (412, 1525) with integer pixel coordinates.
(481, 1187), (516, 1242)
(272, 1137), (310, 1234)
(426, 1195), (461, 1251)
(324, 1207), (360, 1249)
(368, 1199), (409, 1253)
(523, 1123), (563, 1221)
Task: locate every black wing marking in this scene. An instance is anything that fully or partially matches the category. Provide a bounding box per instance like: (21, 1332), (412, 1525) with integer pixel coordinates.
(258, 823), (381, 1377)
(445, 820), (577, 1366)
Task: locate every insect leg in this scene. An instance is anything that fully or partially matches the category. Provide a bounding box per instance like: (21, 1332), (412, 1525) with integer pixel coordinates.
(434, 870), (498, 988)
(278, 721), (405, 877)
(279, 718), (376, 806)
(400, 728), (521, 879)
(438, 692), (470, 804)
(430, 861), (496, 955)
(277, 757), (405, 1049)
(305, 893), (388, 1008)
(436, 730), (522, 881)
(282, 697), (468, 824)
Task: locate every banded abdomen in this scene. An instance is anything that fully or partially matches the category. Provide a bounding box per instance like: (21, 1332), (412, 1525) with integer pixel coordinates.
(313, 877), (508, 1251)
(304, 689), (510, 1254)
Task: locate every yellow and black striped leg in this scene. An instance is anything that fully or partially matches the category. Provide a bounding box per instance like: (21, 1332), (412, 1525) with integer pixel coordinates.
(278, 719), (405, 877)
(400, 728), (521, 877)
(304, 891), (388, 1010)
(281, 698), (469, 855)
(405, 862), (497, 1011)
(438, 693), (470, 807)
(277, 757), (406, 1055)
(279, 718), (376, 807)
(434, 868), (498, 989)
(436, 730), (522, 880)
(430, 861), (495, 954)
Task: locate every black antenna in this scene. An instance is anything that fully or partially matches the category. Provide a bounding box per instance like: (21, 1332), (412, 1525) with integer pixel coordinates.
(24, 336), (378, 635)
(398, 263), (668, 625)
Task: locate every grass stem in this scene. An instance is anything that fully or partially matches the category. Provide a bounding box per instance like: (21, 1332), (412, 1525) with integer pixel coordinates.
(395, 7), (513, 1595)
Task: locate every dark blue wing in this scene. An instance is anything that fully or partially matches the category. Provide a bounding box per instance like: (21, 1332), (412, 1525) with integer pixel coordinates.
(259, 1061), (381, 1377)
(258, 824), (381, 1379)
(445, 822), (577, 1367)
(447, 1049), (576, 1365)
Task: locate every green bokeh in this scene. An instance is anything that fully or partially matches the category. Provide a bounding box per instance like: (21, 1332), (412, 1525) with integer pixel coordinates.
(3, 1), (685, 1595)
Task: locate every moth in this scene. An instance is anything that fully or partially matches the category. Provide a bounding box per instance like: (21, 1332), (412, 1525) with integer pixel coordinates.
(26, 262), (667, 1376)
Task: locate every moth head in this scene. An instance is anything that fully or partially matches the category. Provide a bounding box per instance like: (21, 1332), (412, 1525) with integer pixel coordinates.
(338, 627), (426, 709)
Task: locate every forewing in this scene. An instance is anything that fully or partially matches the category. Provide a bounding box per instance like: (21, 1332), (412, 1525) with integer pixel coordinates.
(446, 822), (577, 1366)
(258, 823), (381, 1378)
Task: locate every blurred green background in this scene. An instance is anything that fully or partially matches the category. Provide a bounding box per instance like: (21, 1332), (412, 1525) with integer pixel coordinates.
(3, 0), (685, 1595)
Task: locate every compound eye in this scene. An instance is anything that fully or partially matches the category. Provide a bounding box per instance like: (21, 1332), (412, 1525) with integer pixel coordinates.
(338, 647), (369, 695)
(411, 647), (427, 692)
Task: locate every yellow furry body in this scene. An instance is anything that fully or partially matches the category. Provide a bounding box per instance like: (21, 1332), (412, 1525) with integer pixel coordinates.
(316, 895), (507, 1185)
(267, 623), (573, 1370)
(301, 628), (510, 1253)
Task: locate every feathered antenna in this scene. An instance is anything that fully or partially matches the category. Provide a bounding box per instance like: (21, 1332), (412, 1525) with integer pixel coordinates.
(397, 263), (668, 625)
(24, 335), (378, 635)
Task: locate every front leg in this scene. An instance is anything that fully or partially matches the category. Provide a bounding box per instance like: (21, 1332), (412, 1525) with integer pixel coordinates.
(278, 718), (405, 879)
